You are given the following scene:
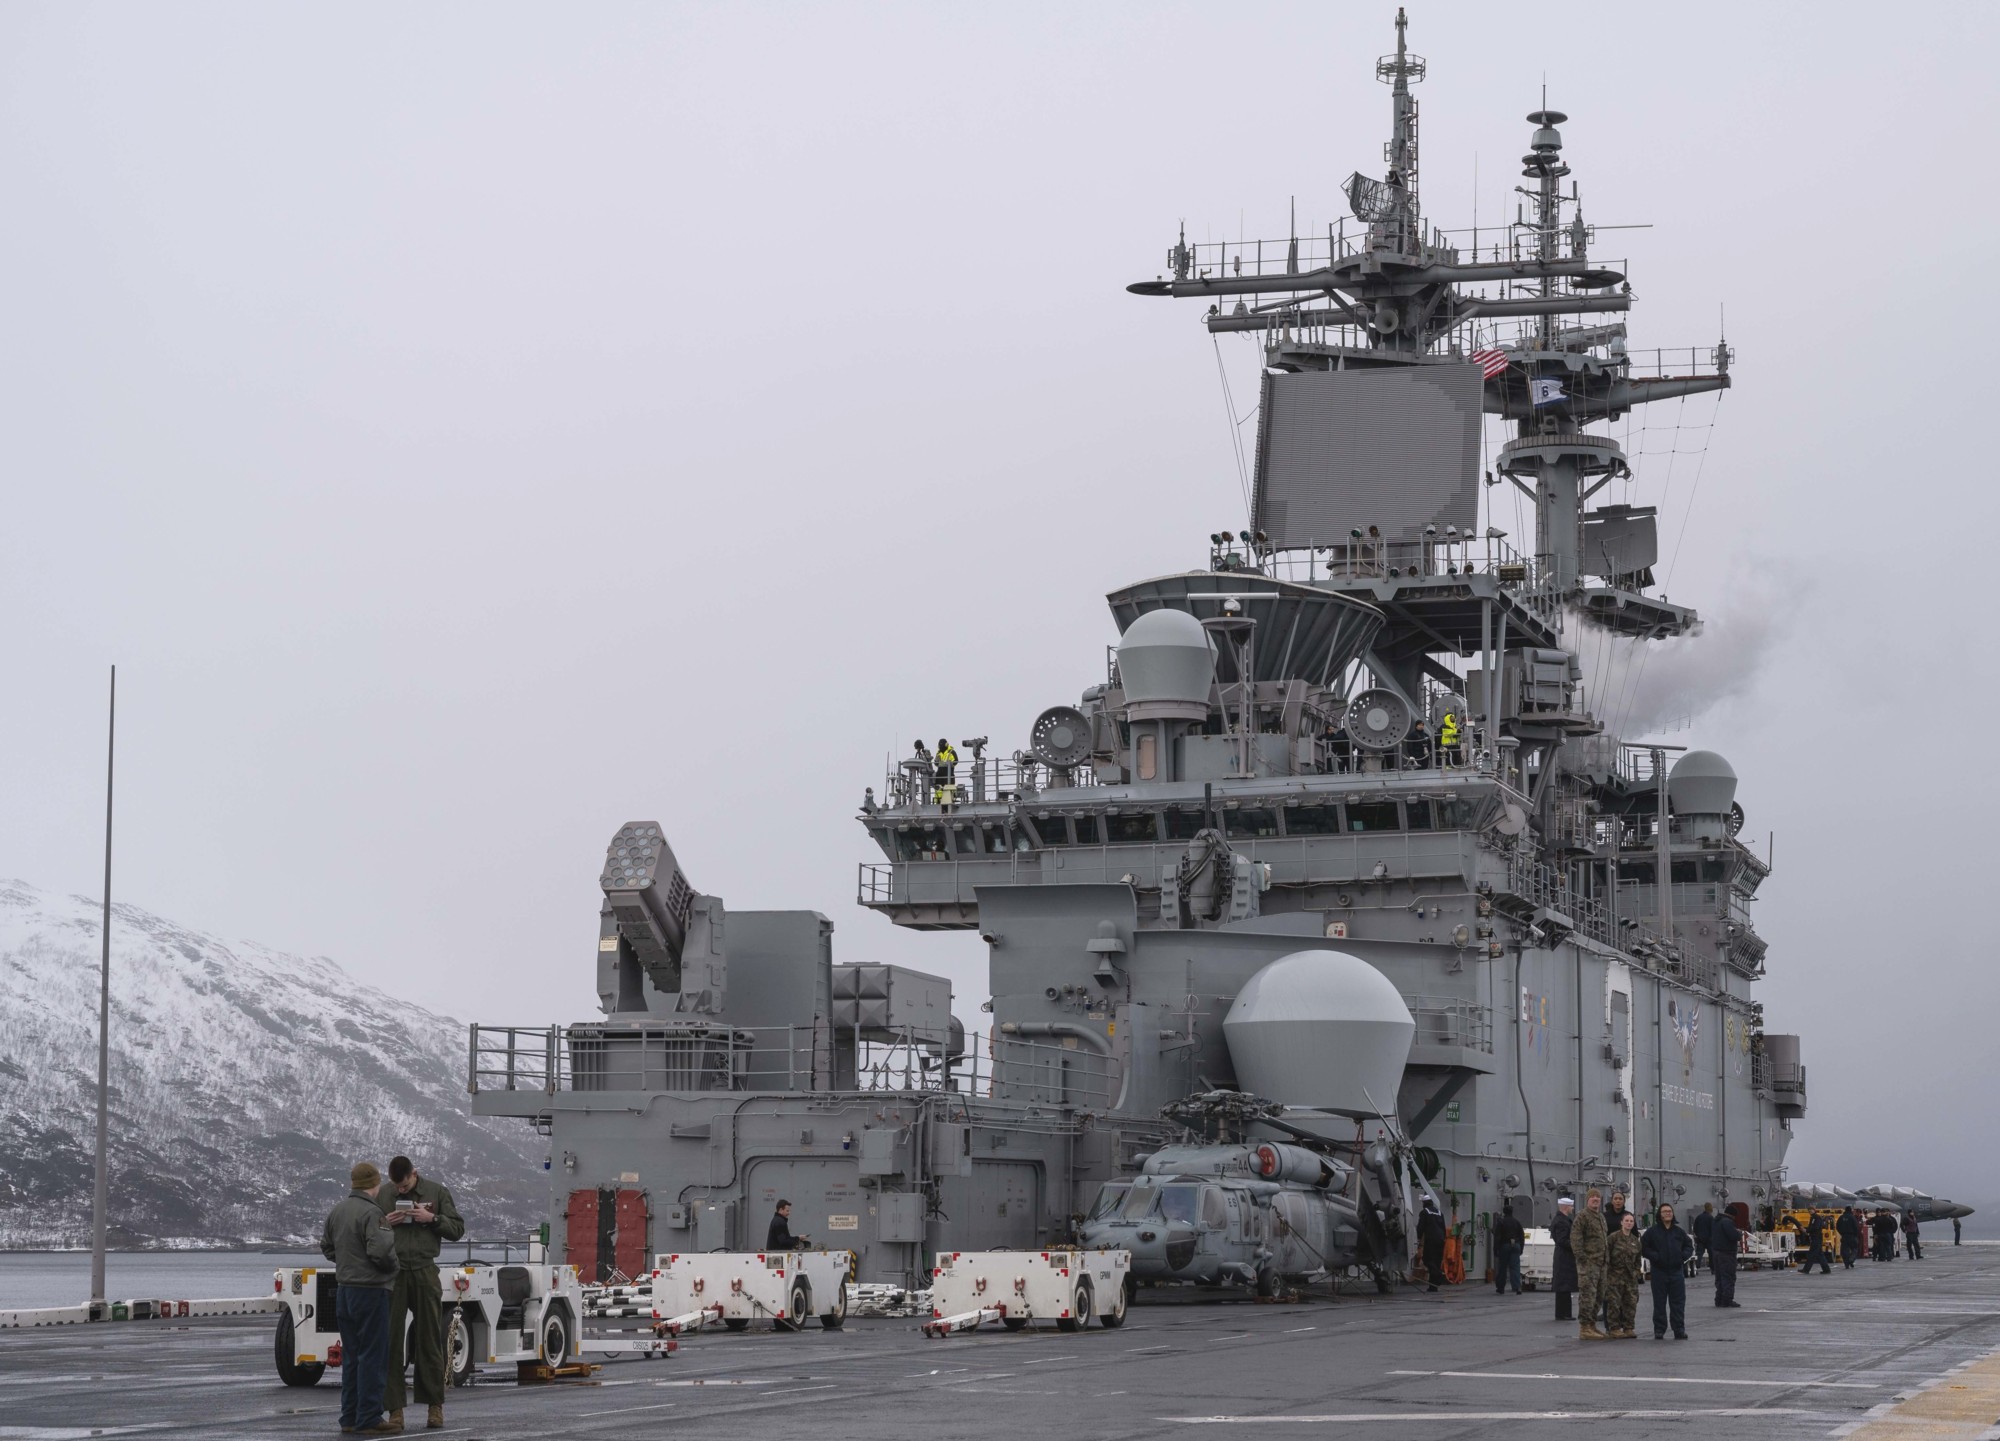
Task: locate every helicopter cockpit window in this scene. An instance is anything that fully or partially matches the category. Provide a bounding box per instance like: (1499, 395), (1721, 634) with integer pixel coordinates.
(1087, 1184), (1129, 1221)
(1158, 1184), (1201, 1225)
(1116, 1184), (1161, 1220)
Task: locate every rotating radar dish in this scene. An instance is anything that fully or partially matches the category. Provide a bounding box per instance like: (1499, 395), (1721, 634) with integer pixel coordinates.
(1030, 706), (1093, 767)
(1727, 801), (1745, 837)
(1343, 689), (1412, 750)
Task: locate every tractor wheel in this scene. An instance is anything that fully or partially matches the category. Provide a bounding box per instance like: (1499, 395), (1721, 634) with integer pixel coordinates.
(274, 1311), (325, 1388)
(1100, 1279), (1128, 1328)
(778, 1278), (811, 1332)
(1056, 1279), (1093, 1334)
(539, 1306), (572, 1368)
(819, 1280), (847, 1330)
(444, 1308), (475, 1388)
(723, 1317), (750, 1332)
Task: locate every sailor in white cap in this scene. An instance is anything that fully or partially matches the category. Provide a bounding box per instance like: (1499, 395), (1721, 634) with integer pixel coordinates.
(1551, 1196), (1579, 1321)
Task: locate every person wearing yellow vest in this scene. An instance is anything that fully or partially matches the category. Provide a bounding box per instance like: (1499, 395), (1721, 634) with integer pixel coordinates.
(933, 739), (958, 803)
(1438, 709), (1461, 767)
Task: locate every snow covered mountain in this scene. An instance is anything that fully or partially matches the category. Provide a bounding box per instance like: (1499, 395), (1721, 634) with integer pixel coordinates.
(0, 879), (547, 1248)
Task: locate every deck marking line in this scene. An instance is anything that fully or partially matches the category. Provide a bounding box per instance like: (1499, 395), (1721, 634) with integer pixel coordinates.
(1388, 1368), (1879, 1390)
(1163, 1407), (1820, 1424)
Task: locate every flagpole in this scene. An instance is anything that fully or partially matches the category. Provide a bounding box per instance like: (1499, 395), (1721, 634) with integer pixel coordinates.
(89, 665), (115, 1309)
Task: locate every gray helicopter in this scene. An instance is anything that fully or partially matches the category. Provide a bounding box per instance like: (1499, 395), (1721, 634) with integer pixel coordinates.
(1078, 1092), (1418, 1295)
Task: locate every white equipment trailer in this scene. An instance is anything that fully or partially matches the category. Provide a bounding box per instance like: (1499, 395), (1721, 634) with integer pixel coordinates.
(923, 1249), (1130, 1336)
(650, 1251), (851, 1333)
(275, 1261), (669, 1388)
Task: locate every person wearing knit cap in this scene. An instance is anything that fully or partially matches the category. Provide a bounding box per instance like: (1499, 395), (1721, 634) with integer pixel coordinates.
(1550, 1197), (1578, 1321)
(322, 1163), (400, 1434)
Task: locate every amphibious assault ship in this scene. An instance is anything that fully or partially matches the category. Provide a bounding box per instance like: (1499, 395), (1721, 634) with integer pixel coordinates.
(471, 10), (1803, 1290)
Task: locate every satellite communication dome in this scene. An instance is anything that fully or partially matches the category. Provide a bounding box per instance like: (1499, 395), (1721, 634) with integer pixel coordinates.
(1116, 608), (1215, 721)
(1667, 749), (1737, 816)
(1222, 949), (1415, 1119)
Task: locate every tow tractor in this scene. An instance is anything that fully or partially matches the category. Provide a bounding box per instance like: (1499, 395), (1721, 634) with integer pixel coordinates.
(923, 1249), (1130, 1336)
(650, 1251), (852, 1333)
(274, 1260), (672, 1388)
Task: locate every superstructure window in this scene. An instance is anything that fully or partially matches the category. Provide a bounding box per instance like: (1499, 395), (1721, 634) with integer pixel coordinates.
(1072, 816), (1100, 845)
(1225, 809), (1279, 838)
(897, 827), (951, 860)
(1030, 816), (1070, 847)
(1164, 808), (1205, 840)
(1405, 800), (1434, 831)
(1287, 805), (1343, 836)
(1347, 802), (1401, 833)
(1106, 813), (1160, 845)
(1433, 796), (1470, 830)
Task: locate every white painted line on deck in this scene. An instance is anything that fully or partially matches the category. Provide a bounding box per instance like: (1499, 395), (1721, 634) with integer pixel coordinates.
(1164, 1407), (1820, 1424)
(1282, 1326), (1318, 1333)
(1389, 1368), (1880, 1390)
(576, 1401), (678, 1418)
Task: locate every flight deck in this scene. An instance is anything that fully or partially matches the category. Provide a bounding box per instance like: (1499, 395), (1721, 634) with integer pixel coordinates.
(2, 1247), (1994, 1440)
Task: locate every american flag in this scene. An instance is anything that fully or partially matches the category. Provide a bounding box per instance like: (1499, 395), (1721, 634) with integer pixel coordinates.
(1471, 347), (1510, 379)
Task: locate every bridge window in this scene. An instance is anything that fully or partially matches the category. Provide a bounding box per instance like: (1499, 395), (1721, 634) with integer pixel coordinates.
(1433, 796), (1471, 829)
(1029, 816), (1069, 847)
(1072, 816), (1100, 845)
(1164, 807), (1205, 840)
(954, 826), (980, 855)
(897, 827), (951, 860)
(1225, 808), (1279, 838)
(1287, 805), (1343, 835)
(1406, 800), (1435, 831)
(1347, 802), (1402, 833)
(1106, 812), (1160, 844)
(984, 825), (1010, 854)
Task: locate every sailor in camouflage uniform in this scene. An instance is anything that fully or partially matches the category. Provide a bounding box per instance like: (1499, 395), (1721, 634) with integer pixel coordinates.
(1605, 1210), (1644, 1338)
(1571, 1189), (1610, 1340)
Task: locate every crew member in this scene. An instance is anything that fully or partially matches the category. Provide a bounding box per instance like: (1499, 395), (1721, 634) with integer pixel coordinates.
(1550, 1196), (1578, 1321)
(933, 738), (958, 802)
(1572, 1189), (1610, 1340)
(767, 1199), (809, 1251)
(1801, 1213), (1831, 1275)
(1692, 1202), (1715, 1270)
(1837, 1206), (1862, 1269)
(1605, 1212), (1643, 1339)
(377, 1155), (465, 1432)
(1491, 1201), (1525, 1296)
(1417, 1199), (1447, 1293)
(1598, 1189), (1629, 1331)
(322, 1162), (399, 1435)
(1954, 1216), (1963, 1246)
(1641, 1202), (1692, 1340)
(1710, 1204), (1742, 1307)
(1902, 1212), (1923, 1260)
(1438, 708), (1461, 766)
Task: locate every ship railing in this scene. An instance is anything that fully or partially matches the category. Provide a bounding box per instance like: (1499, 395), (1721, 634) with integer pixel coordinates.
(879, 754), (1100, 811)
(1406, 996), (1494, 1054)
(1175, 230), (1629, 287)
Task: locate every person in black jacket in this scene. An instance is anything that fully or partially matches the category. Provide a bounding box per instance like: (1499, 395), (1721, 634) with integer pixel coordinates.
(1417, 1199), (1448, 1293)
(766, 1199), (808, 1251)
(1801, 1214), (1831, 1275)
(1492, 1202), (1526, 1295)
(1710, 1207), (1742, 1307)
(1692, 1203), (1715, 1271)
(1550, 1197), (1578, 1321)
(1836, 1207), (1862, 1270)
(1872, 1209), (1897, 1261)
(1902, 1213), (1923, 1260)
(1641, 1203), (1692, 1340)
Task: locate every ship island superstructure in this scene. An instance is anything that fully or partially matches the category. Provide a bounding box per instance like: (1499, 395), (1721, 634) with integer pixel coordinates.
(471, 11), (1803, 1291)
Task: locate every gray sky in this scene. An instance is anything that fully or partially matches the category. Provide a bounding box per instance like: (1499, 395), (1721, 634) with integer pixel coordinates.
(3, 3), (1994, 1204)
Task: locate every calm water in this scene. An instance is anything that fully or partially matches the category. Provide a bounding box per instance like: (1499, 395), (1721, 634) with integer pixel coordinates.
(0, 1251), (323, 1310)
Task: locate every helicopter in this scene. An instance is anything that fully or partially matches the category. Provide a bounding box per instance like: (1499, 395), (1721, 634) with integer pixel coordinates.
(1076, 1091), (1434, 1296)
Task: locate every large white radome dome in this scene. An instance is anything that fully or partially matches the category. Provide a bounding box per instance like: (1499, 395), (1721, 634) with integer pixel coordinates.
(1222, 949), (1415, 1119)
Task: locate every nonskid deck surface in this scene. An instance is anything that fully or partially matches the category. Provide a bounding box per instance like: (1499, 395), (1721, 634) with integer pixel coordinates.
(2, 1249), (1995, 1440)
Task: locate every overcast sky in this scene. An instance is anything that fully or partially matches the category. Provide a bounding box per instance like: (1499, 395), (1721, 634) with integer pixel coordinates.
(3, 3), (1994, 1205)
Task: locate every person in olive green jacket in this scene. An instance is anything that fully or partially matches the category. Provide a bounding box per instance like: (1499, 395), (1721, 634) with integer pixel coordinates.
(376, 1155), (466, 1431)
(1570, 1188), (1610, 1340)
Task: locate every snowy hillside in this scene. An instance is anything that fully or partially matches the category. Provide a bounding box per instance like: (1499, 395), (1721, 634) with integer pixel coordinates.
(0, 880), (547, 1248)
